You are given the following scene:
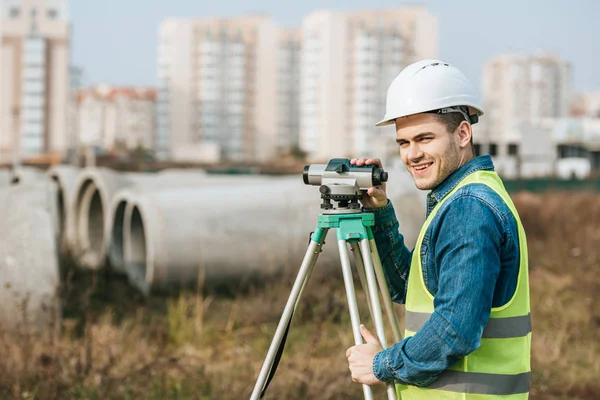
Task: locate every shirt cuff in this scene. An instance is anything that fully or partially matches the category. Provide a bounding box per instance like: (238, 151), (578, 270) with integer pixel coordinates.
(363, 199), (398, 230)
(373, 348), (396, 382)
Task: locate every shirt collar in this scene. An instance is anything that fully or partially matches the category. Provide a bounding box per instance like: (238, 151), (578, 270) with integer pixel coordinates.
(426, 155), (495, 215)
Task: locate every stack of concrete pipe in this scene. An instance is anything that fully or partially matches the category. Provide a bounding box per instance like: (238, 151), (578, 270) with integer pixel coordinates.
(0, 171), (60, 333)
(107, 172), (281, 274)
(68, 167), (270, 272)
(0, 161), (425, 333)
(116, 164), (425, 295)
(69, 168), (181, 269)
(59, 162), (425, 296)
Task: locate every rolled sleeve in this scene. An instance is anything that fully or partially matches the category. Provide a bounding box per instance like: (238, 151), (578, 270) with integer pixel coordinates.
(373, 348), (397, 382)
(363, 199), (397, 233)
(364, 199), (412, 304)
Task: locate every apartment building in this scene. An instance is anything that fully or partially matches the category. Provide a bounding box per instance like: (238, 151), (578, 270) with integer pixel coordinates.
(157, 15), (300, 163)
(299, 6), (438, 161)
(0, 0), (69, 163)
(481, 52), (571, 149)
(77, 85), (157, 152)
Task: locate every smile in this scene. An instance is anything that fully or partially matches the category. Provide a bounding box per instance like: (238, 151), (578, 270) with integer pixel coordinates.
(412, 162), (433, 173)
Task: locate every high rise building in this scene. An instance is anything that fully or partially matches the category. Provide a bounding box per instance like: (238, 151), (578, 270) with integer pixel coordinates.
(0, 0), (70, 163)
(157, 15), (300, 163)
(299, 7), (438, 161)
(481, 52), (571, 147)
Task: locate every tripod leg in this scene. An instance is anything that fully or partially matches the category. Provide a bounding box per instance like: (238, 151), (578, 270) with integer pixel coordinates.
(369, 238), (403, 343)
(349, 243), (374, 320)
(337, 239), (374, 400)
(250, 228), (328, 400)
(359, 239), (398, 400)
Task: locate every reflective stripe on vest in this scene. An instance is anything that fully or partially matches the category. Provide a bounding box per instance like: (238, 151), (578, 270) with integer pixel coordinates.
(426, 371), (531, 395)
(406, 311), (532, 339)
(399, 170), (532, 400)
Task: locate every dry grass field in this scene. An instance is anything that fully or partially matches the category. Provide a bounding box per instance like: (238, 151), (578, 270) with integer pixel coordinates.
(0, 191), (598, 399)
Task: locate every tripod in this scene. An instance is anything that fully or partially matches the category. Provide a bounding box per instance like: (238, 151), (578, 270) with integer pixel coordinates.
(250, 209), (403, 400)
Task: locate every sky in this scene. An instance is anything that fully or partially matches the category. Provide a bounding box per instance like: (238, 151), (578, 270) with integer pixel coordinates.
(70, 0), (600, 93)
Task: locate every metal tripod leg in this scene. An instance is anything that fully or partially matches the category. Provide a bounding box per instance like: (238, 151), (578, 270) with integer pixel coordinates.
(369, 238), (402, 343)
(349, 243), (374, 319)
(250, 228), (328, 400)
(337, 239), (374, 400)
(359, 239), (398, 400)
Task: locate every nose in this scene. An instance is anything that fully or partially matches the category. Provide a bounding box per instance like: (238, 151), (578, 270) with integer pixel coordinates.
(406, 142), (424, 163)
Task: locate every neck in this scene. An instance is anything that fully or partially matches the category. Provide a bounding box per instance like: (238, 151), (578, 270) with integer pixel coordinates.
(457, 151), (475, 169)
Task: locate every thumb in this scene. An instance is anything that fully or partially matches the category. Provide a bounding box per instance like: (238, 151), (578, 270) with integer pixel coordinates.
(367, 187), (386, 201)
(360, 324), (380, 345)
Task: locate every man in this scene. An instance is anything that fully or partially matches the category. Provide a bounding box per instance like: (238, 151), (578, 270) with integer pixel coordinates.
(345, 59), (531, 399)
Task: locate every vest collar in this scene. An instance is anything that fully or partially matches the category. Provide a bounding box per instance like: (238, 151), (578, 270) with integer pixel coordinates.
(427, 155), (495, 216)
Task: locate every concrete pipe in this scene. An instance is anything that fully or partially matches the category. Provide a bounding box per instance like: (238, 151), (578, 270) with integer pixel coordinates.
(47, 165), (80, 255)
(0, 180), (60, 333)
(72, 168), (138, 269)
(108, 187), (143, 274)
(107, 172), (279, 274)
(122, 177), (352, 294)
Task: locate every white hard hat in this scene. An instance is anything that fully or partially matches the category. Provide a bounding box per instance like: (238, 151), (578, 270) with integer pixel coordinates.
(376, 59), (484, 127)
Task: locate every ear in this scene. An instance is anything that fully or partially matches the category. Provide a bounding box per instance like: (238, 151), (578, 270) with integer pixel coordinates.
(457, 121), (472, 149)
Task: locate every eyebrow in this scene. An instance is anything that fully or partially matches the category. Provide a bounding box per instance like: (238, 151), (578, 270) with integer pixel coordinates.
(396, 132), (436, 143)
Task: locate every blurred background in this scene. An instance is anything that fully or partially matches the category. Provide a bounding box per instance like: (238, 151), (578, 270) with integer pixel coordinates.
(0, 0), (598, 399)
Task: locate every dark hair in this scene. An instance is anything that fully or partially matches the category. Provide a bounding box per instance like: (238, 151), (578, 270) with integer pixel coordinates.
(431, 112), (466, 134)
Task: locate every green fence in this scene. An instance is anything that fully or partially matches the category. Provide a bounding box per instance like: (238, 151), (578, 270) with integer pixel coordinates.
(503, 178), (600, 193)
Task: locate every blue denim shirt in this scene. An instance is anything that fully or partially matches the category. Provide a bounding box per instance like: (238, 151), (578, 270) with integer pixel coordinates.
(368, 155), (520, 386)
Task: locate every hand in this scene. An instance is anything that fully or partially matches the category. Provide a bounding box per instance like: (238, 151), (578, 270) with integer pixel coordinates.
(345, 324), (384, 386)
(350, 158), (388, 209)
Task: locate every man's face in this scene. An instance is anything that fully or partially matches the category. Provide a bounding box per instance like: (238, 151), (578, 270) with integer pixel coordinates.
(395, 113), (466, 191)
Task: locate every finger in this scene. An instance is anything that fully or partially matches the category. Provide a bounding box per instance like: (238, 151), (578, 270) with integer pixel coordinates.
(350, 159), (357, 164)
(346, 347), (352, 358)
(360, 324), (380, 345)
(356, 157), (367, 166)
(365, 158), (382, 167)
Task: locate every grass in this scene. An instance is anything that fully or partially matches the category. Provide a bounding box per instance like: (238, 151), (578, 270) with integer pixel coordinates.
(0, 191), (598, 399)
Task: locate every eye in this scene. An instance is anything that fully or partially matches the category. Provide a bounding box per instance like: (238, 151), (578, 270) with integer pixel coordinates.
(397, 141), (409, 148)
(419, 137), (432, 143)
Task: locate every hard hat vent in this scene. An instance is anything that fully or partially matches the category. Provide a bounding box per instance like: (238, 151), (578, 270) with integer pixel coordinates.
(420, 62), (450, 72)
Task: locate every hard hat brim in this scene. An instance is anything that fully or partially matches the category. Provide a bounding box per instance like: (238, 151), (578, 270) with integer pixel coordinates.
(376, 105), (485, 128)
(375, 118), (395, 127)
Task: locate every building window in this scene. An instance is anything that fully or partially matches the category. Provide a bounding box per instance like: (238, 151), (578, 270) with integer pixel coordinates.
(473, 143), (481, 156)
(10, 7), (20, 18)
(558, 144), (587, 159)
(47, 8), (58, 19)
(489, 143), (498, 156)
(508, 143), (519, 156)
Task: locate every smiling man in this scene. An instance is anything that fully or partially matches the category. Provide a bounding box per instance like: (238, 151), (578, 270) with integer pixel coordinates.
(347, 60), (532, 399)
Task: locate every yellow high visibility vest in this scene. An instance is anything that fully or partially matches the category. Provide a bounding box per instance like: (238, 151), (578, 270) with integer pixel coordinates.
(397, 170), (531, 400)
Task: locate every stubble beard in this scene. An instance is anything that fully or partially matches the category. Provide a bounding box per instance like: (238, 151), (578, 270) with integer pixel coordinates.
(413, 141), (461, 191)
